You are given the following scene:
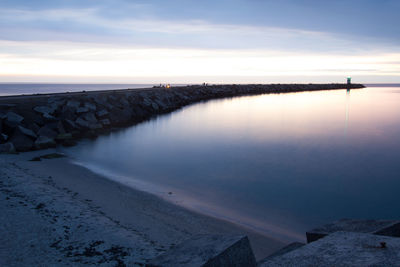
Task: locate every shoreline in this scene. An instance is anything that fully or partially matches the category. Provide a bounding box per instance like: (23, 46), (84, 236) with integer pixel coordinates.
(70, 155), (304, 243)
(0, 149), (285, 265)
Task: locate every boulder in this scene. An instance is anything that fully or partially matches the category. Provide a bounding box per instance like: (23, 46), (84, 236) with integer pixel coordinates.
(109, 107), (131, 125)
(83, 112), (97, 123)
(64, 119), (78, 131)
(83, 130), (98, 139)
(107, 94), (118, 102)
(43, 122), (59, 131)
(132, 106), (149, 119)
(120, 98), (130, 108)
(0, 142), (16, 153)
(34, 136), (56, 149)
(127, 95), (139, 105)
(120, 108), (133, 123)
(96, 109), (109, 118)
(139, 92), (150, 99)
(43, 113), (57, 121)
(93, 95), (108, 106)
(84, 102), (97, 111)
(55, 133), (73, 141)
(75, 117), (90, 129)
(66, 100), (80, 109)
(37, 126), (58, 139)
(148, 235), (256, 267)
(155, 99), (169, 110)
(62, 139), (77, 147)
(151, 102), (160, 111)
(20, 109), (45, 126)
(60, 107), (77, 121)
(76, 106), (89, 113)
(5, 111), (24, 126)
(107, 98), (122, 109)
(10, 131), (34, 151)
(48, 96), (64, 104)
(0, 104), (16, 110)
(23, 122), (40, 134)
(142, 97), (152, 107)
(104, 102), (115, 110)
(0, 133), (8, 143)
(89, 123), (103, 130)
(49, 100), (64, 111)
(174, 91), (190, 101)
(33, 106), (55, 115)
(57, 121), (66, 134)
(16, 125), (37, 139)
(100, 119), (111, 127)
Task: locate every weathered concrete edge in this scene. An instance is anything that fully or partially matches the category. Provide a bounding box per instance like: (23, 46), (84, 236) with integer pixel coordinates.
(258, 242), (305, 264)
(259, 231), (400, 266)
(0, 83), (364, 152)
(306, 218), (400, 243)
(147, 234), (257, 267)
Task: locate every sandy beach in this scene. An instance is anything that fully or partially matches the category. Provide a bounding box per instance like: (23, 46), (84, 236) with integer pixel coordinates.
(0, 148), (286, 266)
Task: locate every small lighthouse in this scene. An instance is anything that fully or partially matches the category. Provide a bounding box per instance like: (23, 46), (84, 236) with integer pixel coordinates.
(347, 77), (352, 85)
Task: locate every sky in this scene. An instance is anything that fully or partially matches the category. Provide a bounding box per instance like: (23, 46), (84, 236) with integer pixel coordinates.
(0, 0), (399, 83)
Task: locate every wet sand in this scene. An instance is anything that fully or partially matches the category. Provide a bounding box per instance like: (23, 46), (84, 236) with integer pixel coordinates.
(0, 149), (286, 266)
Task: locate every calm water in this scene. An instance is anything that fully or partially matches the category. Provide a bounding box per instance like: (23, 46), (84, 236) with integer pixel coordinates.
(64, 86), (400, 242)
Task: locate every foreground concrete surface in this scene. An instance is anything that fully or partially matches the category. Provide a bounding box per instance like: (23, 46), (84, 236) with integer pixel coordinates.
(148, 235), (256, 267)
(260, 231), (400, 266)
(306, 218), (400, 243)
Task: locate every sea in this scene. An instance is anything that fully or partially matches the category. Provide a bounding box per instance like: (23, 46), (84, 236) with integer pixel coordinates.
(3, 83), (399, 242)
(0, 83), (156, 96)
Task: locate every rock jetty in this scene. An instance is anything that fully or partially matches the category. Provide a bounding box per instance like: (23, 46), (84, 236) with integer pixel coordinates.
(0, 83), (364, 152)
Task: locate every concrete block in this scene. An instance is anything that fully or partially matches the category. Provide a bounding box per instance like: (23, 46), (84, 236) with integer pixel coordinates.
(258, 242), (305, 264)
(147, 235), (256, 267)
(260, 231), (400, 266)
(306, 219), (400, 243)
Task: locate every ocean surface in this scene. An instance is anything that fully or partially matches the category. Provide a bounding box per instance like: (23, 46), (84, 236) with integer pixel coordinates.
(0, 83), (155, 96)
(63, 85), (400, 242)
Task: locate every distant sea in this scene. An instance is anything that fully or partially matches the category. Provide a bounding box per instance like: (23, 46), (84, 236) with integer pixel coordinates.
(1, 83), (399, 97)
(364, 83), (400, 87)
(0, 83), (157, 96)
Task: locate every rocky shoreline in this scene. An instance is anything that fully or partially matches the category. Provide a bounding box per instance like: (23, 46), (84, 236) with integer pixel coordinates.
(0, 83), (364, 152)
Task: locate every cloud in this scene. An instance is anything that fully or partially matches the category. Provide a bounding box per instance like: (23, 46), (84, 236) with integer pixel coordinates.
(0, 40), (399, 83)
(0, 1), (398, 83)
(0, 7), (397, 53)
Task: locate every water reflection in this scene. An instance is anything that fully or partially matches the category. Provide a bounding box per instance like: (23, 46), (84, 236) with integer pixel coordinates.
(64, 86), (400, 242)
(344, 89), (350, 136)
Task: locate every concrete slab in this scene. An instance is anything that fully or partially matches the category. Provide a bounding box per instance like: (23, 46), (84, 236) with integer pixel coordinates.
(260, 231), (400, 266)
(306, 218), (400, 243)
(147, 235), (256, 267)
(258, 242), (305, 264)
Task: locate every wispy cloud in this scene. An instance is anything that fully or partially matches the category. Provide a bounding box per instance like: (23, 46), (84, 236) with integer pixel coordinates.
(1, 40), (399, 83)
(0, 1), (399, 83)
(0, 7), (393, 53)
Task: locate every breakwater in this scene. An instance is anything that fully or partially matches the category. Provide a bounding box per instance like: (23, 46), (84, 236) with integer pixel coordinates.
(0, 83), (364, 152)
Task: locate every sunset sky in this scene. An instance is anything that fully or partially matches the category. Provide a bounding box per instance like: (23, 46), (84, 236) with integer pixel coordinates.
(0, 0), (399, 83)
